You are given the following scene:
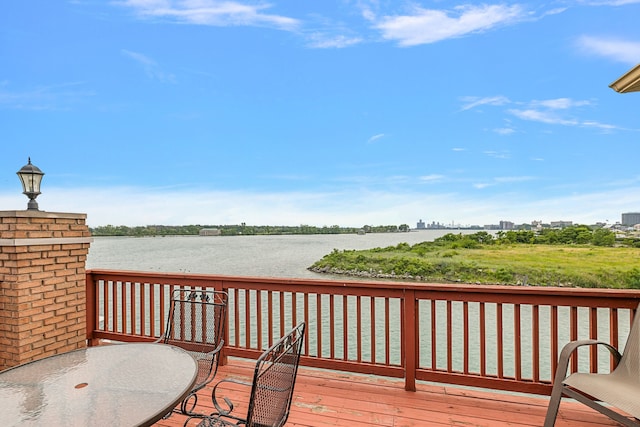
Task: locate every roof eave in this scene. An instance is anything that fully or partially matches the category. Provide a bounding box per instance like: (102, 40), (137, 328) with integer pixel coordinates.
(610, 64), (640, 93)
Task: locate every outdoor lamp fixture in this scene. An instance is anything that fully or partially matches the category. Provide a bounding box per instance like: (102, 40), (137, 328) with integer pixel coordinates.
(16, 157), (44, 211)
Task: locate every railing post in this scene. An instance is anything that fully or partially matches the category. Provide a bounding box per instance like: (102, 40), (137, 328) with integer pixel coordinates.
(85, 271), (97, 346)
(219, 283), (229, 366)
(403, 288), (417, 391)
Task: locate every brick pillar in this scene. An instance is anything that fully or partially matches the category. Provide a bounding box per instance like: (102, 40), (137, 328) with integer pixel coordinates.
(0, 210), (92, 370)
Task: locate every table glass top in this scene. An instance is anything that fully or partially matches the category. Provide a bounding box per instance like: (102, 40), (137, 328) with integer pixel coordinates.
(0, 343), (197, 427)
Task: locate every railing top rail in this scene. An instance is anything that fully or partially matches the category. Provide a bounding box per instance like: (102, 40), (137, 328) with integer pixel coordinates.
(86, 269), (640, 301)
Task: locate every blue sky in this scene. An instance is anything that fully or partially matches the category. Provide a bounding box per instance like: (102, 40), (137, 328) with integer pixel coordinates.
(1, 1), (639, 228)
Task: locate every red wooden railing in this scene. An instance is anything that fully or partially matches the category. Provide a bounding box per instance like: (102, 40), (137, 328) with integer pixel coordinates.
(86, 269), (640, 395)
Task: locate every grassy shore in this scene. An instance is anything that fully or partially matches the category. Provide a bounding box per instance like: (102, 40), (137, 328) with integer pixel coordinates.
(309, 231), (640, 289)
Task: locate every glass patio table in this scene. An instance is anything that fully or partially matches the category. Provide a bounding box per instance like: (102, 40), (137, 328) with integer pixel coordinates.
(0, 343), (198, 427)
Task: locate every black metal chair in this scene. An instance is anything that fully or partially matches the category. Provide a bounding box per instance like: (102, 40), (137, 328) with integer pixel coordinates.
(188, 322), (306, 427)
(159, 289), (227, 416)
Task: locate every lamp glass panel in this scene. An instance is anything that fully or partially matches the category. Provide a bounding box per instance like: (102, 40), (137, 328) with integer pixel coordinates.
(19, 172), (42, 194)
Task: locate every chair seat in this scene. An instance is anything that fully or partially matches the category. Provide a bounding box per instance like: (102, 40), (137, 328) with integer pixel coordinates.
(196, 416), (229, 427)
(565, 371), (640, 419)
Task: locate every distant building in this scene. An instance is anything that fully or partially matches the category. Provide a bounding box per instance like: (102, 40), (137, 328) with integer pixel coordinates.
(499, 221), (514, 230)
(199, 228), (221, 236)
(416, 219), (426, 230)
(550, 221), (573, 229)
(622, 212), (640, 226)
(427, 221), (446, 229)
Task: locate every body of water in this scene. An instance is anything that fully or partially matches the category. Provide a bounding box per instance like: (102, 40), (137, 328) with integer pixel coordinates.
(87, 229), (628, 379)
(86, 229), (466, 278)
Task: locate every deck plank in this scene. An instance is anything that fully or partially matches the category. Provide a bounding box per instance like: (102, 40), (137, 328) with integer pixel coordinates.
(155, 358), (621, 427)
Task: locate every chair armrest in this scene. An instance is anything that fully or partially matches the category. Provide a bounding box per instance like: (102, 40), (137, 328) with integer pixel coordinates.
(554, 339), (622, 385)
(211, 378), (252, 416)
(206, 339), (224, 357)
(544, 339), (624, 427)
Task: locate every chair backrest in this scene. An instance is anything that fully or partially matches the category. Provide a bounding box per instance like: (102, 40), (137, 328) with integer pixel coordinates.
(246, 322), (306, 427)
(163, 289), (227, 389)
(616, 303), (640, 379)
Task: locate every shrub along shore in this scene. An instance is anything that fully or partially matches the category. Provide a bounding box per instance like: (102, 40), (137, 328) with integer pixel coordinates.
(308, 226), (640, 289)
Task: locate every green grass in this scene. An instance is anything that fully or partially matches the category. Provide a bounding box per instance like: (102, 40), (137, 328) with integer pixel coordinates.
(309, 244), (640, 289)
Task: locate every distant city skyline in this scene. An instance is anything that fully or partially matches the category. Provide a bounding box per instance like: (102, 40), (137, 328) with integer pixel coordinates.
(415, 213), (639, 230)
(2, 2), (640, 227)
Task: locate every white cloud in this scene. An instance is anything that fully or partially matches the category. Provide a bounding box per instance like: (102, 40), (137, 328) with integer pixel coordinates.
(508, 97), (600, 126)
(576, 35), (640, 64)
(473, 182), (492, 189)
(0, 82), (93, 110)
(419, 174), (445, 182)
(367, 133), (385, 143)
(373, 4), (528, 47)
(484, 150), (510, 159)
(541, 7), (568, 16)
(471, 175), (535, 191)
(530, 98), (593, 109)
(494, 176), (535, 183)
(307, 34), (363, 49)
(122, 50), (176, 83)
(508, 108), (579, 126)
(493, 127), (515, 135)
(118, 0), (300, 31)
(582, 0), (640, 5)
(462, 94), (622, 132)
(460, 96), (510, 111)
(508, 108), (622, 131)
(581, 120), (619, 131)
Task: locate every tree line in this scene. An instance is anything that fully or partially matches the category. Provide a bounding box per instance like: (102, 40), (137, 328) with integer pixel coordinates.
(89, 223), (412, 237)
(432, 225), (617, 248)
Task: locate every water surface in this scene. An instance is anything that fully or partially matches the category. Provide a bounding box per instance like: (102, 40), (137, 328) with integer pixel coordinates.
(86, 230), (463, 278)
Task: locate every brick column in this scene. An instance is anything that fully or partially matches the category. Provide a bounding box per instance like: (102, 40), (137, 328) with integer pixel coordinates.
(0, 210), (92, 370)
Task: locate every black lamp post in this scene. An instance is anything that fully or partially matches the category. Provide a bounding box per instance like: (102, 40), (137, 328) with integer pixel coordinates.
(16, 158), (44, 211)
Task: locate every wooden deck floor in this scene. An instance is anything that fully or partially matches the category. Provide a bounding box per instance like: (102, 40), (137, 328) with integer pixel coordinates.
(155, 358), (620, 427)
